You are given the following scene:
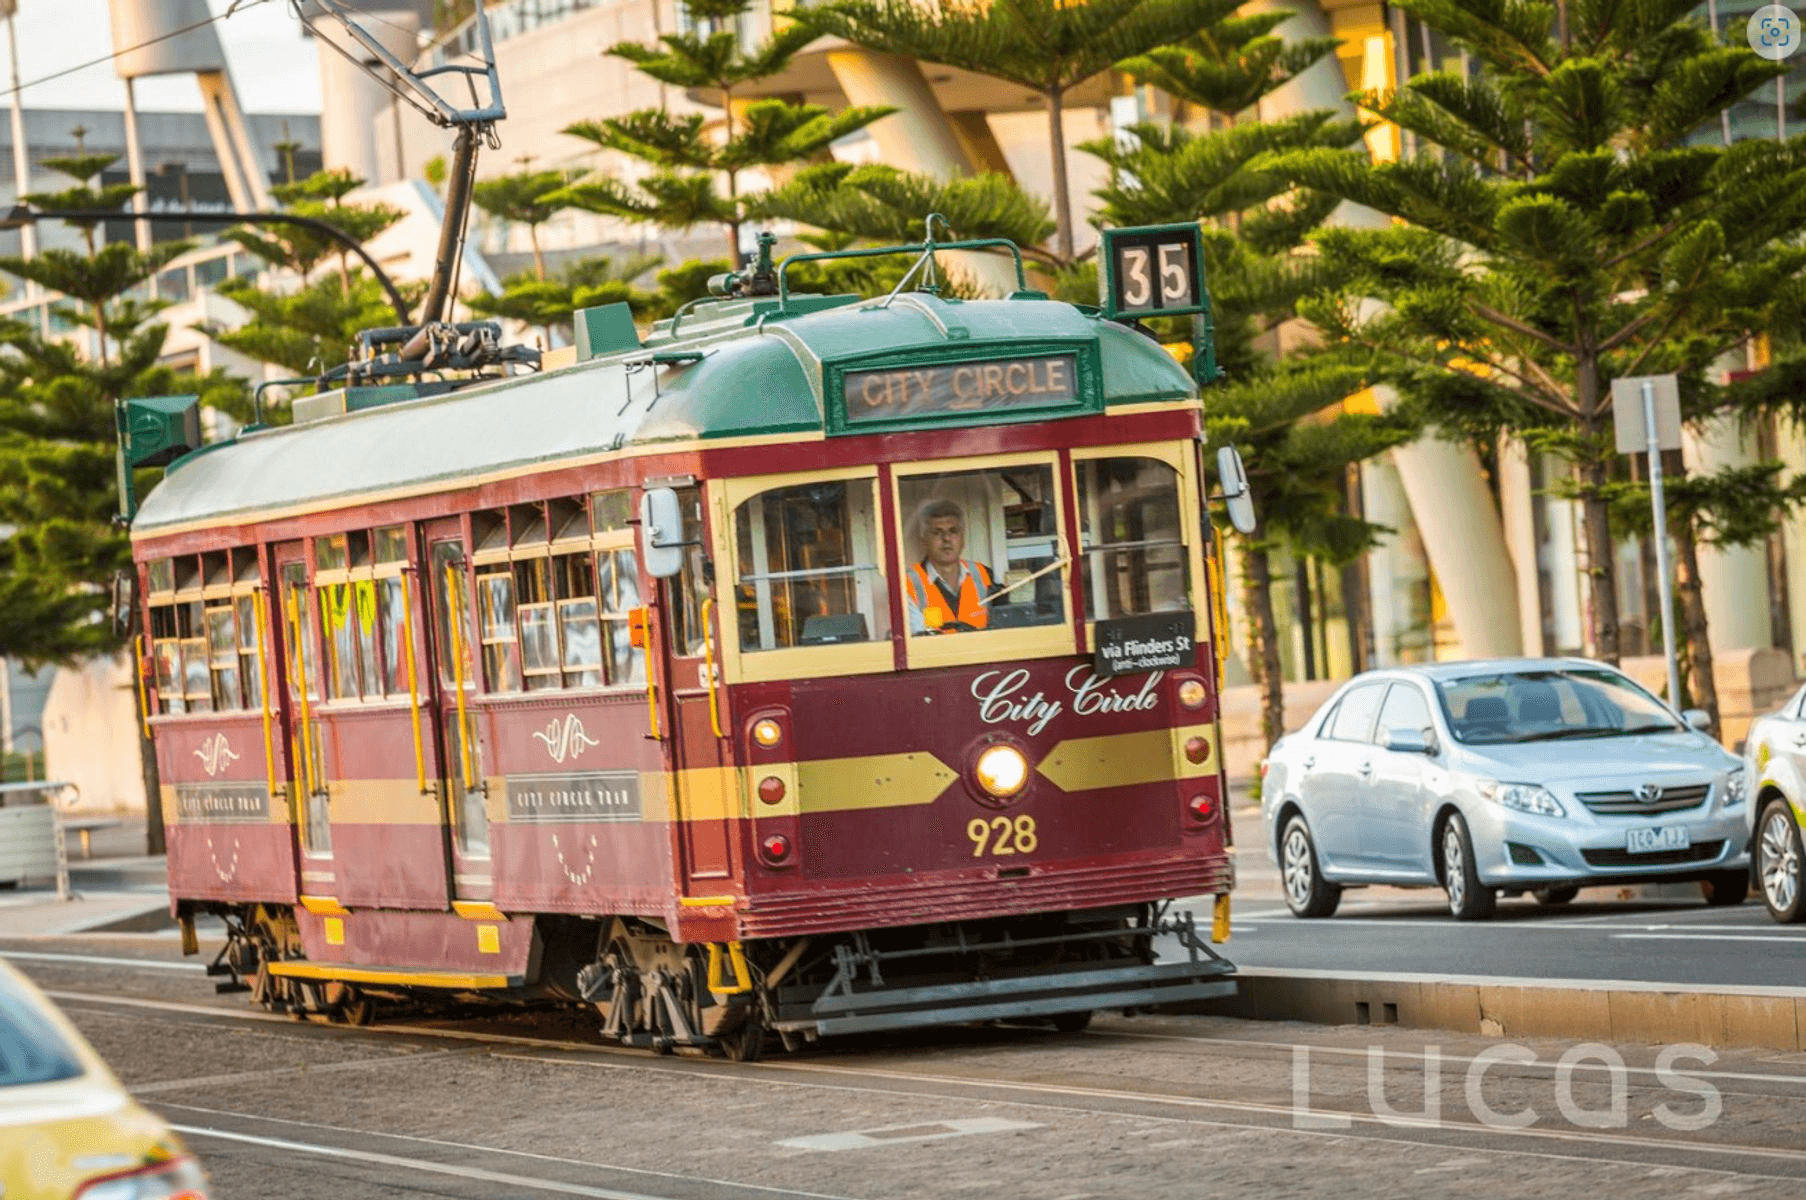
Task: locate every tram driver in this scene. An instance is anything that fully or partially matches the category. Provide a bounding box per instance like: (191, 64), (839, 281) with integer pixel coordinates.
(906, 499), (999, 634)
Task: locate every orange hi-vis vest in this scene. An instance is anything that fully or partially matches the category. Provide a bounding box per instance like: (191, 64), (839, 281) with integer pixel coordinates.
(908, 560), (994, 631)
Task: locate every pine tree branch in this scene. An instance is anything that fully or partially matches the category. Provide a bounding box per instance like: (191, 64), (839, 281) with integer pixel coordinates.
(1466, 300), (1570, 353)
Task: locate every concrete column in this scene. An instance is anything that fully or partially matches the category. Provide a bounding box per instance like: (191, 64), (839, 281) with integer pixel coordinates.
(946, 111), (1013, 176)
(824, 49), (1019, 295)
(1777, 422), (1806, 673)
(1376, 387), (1523, 659)
(316, 9), (421, 185)
(1360, 456), (1431, 665)
(1684, 414), (1773, 651)
(1543, 455), (1588, 655)
(121, 78), (152, 253)
(1498, 434), (1546, 655)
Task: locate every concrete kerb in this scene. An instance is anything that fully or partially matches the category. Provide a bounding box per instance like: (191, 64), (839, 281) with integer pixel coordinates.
(1173, 967), (1806, 1052)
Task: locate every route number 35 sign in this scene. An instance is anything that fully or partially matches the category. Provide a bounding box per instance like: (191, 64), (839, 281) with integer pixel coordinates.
(1099, 223), (1209, 320)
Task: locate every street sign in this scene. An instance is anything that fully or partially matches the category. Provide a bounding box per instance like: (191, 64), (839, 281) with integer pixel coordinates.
(1611, 372), (1684, 709)
(1611, 374), (1682, 455)
(1099, 223), (1208, 320)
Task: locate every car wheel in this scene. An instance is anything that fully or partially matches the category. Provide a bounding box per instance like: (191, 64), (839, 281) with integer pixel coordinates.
(1533, 885), (1579, 907)
(1280, 815), (1341, 918)
(1756, 799), (1806, 924)
(1441, 813), (1496, 921)
(1699, 869), (1748, 908)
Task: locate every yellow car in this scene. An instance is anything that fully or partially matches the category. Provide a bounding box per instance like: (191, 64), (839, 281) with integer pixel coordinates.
(0, 959), (209, 1199)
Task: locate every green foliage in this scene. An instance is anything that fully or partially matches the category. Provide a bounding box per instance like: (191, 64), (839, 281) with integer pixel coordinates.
(794, 0), (1247, 258)
(1594, 461), (1806, 549)
(565, 0), (893, 258)
(229, 168), (404, 279)
(466, 254), (667, 339)
(1255, 0), (1806, 659)
(1117, 11), (1340, 117)
(749, 163), (1056, 270)
(212, 273), (417, 384)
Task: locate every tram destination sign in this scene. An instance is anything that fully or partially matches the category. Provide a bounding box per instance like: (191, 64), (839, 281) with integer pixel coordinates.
(841, 353), (1081, 427)
(505, 770), (641, 823)
(174, 782), (270, 824)
(1093, 611), (1197, 678)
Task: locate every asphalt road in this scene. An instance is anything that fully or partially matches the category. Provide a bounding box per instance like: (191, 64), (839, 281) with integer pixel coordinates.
(8, 939), (1806, 1200)
(1221, 806), (1806, 988)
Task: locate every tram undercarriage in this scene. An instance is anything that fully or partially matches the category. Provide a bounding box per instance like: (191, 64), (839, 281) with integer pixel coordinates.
(194, 902), (1236, 1061)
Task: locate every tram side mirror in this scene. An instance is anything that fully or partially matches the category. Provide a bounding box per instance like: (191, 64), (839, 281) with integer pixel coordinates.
(640, 488), (686, 579)
(1216, 446), (1257, 535)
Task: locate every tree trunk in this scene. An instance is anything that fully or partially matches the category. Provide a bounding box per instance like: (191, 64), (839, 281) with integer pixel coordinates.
(1575, 455), (1621, 664)
(1672, 515), (1720, 737)
(1045, 86), (1073, 263)
(1244, 541), (1286, 753)
(530, 225), (545, 281)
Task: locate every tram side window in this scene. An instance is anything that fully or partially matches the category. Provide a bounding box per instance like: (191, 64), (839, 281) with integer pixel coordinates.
(897, 465), (1066, 634)
(592, 490), (646, 685)
(733, 479), (889, 650)
(664, 487), (711, 658)
(476, 568), (523, 692)
(1075, 457), (1190, 620)
(147, 552), (265, 715)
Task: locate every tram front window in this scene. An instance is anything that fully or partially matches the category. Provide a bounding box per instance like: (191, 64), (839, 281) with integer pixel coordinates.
(1076, 456), (1190, 619)
(899, 464), (1066, 635)
(734, 478), (889, 650)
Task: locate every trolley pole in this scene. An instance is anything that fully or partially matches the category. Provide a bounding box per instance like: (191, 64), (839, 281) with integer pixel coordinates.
(1643, 379), (1682, 709)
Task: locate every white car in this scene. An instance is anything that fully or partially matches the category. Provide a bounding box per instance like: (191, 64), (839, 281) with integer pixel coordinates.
(1741, 686), (1806, 923)
(1260, 659), (1750, 920)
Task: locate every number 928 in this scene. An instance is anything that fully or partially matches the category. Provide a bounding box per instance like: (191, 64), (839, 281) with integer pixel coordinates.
(968, 814), (1038, 857)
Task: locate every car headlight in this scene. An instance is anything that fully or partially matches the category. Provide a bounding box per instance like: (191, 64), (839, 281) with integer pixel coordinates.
(1723, 771), (1748, 808)
(1480, 781), (1566, 818)
(75, 1155), (209, 1199)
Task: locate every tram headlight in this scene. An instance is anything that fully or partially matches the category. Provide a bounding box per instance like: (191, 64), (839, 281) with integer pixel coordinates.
(1177, 679), (1207, 709)
(974, 745), (1030, 799)
(751, 718), (783, 749)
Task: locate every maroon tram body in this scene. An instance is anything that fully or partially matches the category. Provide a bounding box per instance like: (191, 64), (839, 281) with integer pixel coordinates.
(132, 283), (1237, 1050)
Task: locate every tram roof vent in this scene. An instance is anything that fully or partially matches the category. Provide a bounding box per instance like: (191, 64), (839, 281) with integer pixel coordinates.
(575, 302), (641, 361)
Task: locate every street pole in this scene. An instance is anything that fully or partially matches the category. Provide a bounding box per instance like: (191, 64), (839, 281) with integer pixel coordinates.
(1644, 378), (1682, 709)
(3, 7), (32, 272)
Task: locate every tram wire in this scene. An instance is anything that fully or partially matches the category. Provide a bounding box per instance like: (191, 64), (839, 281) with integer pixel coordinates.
(0, 0), (274, 100)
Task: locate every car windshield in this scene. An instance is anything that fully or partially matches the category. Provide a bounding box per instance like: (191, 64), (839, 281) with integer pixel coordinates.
(0, 971), (84, 1088)
(1435, 668), (1680, 745)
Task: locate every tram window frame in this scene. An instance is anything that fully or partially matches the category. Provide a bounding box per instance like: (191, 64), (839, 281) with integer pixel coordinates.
(718, 467), (893, 683)
(312, 528), (411, 706)
(891, 450), (1077, 670)
(460, 492), (648, 694)
(280, 558), (330, 857)
(1070, 442), (1208, 651)
(664, 486), (712, 661)
(146, 551), (267, 716)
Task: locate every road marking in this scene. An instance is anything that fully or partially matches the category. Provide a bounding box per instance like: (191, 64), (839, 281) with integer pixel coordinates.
(160, 1104), (860, 1200)
(777, 1118), (1040, 1151)
(1611, 933), (1806, 944)
(1, 950), (202, 972)
(168, 1126), (682, 1199)
(1229, 916), (1803, 936)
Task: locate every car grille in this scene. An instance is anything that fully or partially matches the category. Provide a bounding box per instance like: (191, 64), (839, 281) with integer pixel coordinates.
(1581, 840), (1724, 867)
(1575, 783), (1712, 816)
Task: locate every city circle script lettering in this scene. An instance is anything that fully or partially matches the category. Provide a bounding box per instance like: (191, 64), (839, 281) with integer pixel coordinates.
(845, 355), (1079, 424)
(971, 667), (1164, 736)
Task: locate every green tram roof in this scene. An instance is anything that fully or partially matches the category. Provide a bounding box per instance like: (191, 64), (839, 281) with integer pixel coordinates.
(132, 291), (1198, 536)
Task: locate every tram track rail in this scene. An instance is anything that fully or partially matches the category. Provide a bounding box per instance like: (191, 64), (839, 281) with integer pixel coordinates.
(32, 981), (1806, 1191)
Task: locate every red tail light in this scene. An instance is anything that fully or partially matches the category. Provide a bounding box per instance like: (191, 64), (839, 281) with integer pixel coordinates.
(1187, 794), (1216, 823)
(761, 834), (792, 862)
(1184, 736), (1211, 764)
(757, 776), (786, 805)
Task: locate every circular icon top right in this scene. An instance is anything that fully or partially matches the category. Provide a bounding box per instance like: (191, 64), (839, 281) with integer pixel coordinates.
(1750, 4), (1803, 60)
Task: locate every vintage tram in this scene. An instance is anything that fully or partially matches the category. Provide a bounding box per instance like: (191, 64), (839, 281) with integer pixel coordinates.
(124, 229), (1240, 1057)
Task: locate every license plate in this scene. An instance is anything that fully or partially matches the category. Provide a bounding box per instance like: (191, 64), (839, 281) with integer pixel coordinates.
(1626, 826), (1690, 854)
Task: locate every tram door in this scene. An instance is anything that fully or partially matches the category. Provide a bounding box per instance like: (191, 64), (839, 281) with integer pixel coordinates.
(270, 541), (335, 898)
(661, 487), (736, 882)
(422, 520), (495, 901)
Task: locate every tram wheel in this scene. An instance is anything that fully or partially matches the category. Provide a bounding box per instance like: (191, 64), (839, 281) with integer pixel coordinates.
(720, 1018), (765, 1063)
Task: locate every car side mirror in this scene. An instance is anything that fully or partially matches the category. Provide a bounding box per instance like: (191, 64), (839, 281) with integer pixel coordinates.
(1682, 708), (1711, 733)
(639, 487), (686, 579)
(1383, 727), (1436, 755)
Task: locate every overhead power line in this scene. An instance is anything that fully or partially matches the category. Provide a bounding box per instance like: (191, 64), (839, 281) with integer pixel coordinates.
(1, 0), (274, 101)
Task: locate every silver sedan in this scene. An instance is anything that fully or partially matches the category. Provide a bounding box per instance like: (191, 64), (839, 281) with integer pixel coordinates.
(1259, 659), (1750, 920)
